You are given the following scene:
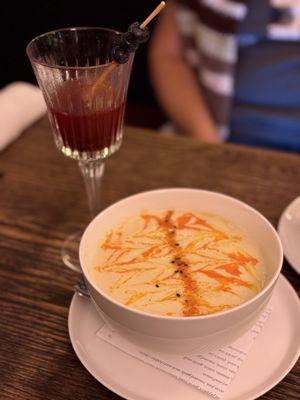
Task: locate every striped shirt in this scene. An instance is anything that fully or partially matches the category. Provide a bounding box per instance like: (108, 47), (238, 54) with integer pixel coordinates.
(175, 0), (300, 141)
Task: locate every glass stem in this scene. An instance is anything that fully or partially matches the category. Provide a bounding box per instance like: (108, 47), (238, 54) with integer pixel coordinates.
(78, 160), (105, 217)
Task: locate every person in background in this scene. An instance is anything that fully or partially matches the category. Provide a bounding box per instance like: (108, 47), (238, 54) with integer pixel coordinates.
(149, 0), (300, 152)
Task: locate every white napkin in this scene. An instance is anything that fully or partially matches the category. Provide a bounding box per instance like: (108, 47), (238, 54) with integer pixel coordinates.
(0, 82), (46, 151)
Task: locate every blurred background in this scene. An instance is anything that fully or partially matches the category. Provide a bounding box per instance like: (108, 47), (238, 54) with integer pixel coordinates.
(1, 0), (166, 129)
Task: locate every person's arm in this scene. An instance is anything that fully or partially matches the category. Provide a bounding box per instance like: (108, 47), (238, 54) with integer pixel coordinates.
(149, 1), (220, 142)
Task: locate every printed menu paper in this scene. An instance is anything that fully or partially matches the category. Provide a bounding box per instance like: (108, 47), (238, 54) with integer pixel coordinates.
(97, 308), (272, 399)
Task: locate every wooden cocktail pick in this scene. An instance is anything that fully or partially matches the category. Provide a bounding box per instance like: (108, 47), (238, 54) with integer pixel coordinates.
(90, 1), (166, 98)
(140, 1), (166, 29)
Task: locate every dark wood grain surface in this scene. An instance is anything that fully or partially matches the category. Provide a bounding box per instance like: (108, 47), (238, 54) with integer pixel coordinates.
(0, 117), (299, 400)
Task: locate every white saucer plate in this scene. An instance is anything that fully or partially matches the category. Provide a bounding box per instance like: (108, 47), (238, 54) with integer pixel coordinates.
(68, 274), (300, 400)
(278, 196), (300, 274)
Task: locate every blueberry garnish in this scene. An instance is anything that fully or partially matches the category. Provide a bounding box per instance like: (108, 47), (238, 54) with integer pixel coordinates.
(112, 22), (150, 64)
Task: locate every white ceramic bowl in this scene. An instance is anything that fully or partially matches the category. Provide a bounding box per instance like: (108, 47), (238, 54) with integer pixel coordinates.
(79, 188), (283, 353)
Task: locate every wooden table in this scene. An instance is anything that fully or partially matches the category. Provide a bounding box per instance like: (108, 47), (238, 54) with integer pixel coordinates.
(0, 118), (299, 400)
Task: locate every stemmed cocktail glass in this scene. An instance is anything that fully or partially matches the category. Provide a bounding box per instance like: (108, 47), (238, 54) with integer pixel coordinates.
(26, 27), (134, 270)
(26, 3), (166, 271)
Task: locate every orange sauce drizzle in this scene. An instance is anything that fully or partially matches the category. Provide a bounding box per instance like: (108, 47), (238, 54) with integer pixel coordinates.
(95, 210), (260, 316)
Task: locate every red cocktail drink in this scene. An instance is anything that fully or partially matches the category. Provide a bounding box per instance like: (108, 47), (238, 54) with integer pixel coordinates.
(26, 27), (134, 269)
(48, 78), (126, 156)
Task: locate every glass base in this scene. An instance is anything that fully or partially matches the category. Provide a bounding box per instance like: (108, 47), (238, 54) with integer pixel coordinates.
(56, 136), (122, 161)
(61, 231), (83, 272)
